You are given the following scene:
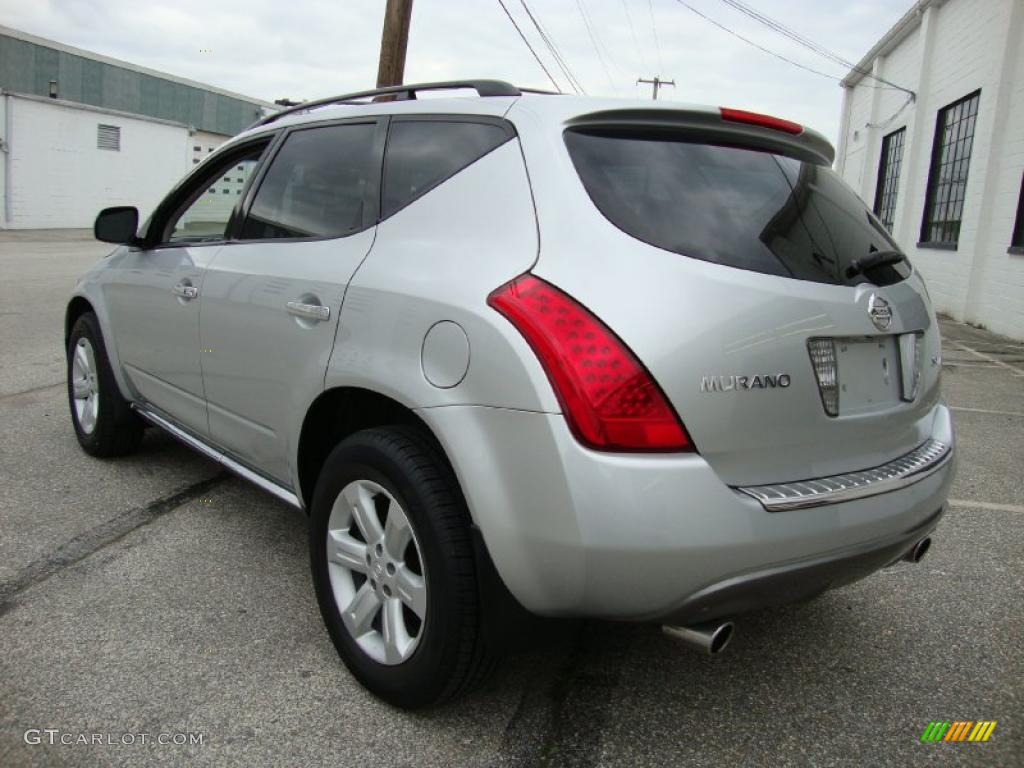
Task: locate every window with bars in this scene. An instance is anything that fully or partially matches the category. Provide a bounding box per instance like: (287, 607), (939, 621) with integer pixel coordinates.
(873, 127), (905, 233)
(97, 124), (121, 151)
(1011, 173), (1024, 252)
(920, 90), (981, 246)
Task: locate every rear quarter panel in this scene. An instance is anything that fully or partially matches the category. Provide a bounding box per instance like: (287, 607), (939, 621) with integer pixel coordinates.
(323, 138), (555, 413)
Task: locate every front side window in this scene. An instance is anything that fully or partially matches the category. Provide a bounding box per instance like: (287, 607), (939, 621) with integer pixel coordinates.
(240, 122), (377, 240)
(873, 127), (905, 233)
(382, 120), (512, 218)
(167, 148), (264, 243)
(920, 91), (981, 246)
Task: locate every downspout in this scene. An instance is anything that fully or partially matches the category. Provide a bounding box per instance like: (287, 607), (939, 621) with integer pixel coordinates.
(1, 91), (10, 228)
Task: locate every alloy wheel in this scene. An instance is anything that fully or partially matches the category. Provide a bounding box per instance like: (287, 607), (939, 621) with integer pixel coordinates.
(71, 337), (100, 435)
(326, 479), (427, 665)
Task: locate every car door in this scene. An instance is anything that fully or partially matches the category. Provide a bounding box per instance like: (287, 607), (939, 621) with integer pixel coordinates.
(101, 137), (273, 436)
(199, 118), (385, 486)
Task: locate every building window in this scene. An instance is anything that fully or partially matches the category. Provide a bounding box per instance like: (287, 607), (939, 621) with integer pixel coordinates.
(920, 90), (981, 246)
(1011, 173), (1024, 252)
(873, 127), (905, 233)
(97, 124), (121, 151)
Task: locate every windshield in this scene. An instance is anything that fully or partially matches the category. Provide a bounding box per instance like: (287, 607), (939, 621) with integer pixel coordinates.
(564, 129), (911, 287)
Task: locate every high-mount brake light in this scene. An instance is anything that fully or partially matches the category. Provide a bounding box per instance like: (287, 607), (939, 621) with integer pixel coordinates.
(720, 107), (803, 135)
(487, 274), (693, 452)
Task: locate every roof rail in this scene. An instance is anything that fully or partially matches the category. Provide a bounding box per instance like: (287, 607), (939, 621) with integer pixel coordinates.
(253, 79), (524, 127)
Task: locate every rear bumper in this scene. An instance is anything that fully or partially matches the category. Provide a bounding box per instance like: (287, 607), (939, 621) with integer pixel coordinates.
(658, 506), (942, 625)
(417, 403), (955, 621)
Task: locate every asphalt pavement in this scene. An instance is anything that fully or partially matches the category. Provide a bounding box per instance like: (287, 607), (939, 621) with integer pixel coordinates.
(1, 230), (1020, 767)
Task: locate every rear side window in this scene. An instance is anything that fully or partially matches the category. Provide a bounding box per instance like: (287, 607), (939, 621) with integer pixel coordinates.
(382, 120), (512, 218)
(564, 130), (911, 287)
(241, 122), (376, 239)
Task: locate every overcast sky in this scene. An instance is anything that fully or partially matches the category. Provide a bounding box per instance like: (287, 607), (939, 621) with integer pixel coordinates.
(0, 0), (910, 143)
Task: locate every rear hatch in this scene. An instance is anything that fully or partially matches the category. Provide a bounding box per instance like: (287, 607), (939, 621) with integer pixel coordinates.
(531, 107), (942, 486)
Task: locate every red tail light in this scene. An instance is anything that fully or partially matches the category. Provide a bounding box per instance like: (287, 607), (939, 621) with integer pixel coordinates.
(720, 107), (803, 135)
(488, 274), (693, 452)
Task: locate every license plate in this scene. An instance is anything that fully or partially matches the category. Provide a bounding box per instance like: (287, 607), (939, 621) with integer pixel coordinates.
(836, 337), (901, 414)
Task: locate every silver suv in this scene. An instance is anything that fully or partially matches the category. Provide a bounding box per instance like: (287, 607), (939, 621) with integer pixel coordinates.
(67, 80), (954, 708)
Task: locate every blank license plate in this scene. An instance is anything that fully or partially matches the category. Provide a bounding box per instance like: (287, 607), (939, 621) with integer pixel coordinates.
(836, 337), (901, 414)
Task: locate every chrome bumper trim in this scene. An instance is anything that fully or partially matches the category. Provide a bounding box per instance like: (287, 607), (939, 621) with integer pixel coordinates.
(736, 439), (952, 511)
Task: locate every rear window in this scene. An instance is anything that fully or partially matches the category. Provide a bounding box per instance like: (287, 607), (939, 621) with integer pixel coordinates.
(564, 130), (911, 287)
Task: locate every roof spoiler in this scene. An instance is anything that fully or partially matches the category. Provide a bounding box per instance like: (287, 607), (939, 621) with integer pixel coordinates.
(564, 107), (835, 166)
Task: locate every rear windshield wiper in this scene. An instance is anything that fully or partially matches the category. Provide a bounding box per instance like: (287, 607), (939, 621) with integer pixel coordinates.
(846, 249), (906, 278)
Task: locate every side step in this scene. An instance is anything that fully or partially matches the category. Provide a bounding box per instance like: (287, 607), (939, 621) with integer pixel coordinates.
(133, 404), (303, 510)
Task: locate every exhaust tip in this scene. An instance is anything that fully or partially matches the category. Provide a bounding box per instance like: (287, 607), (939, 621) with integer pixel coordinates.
(662, 620), (735, 655)
(904, 536), (932, 563)
(708, 621), (734, 655)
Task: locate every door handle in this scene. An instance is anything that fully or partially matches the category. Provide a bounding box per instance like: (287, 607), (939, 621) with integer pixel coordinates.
(173, 283), (199, 300)
(286, 301), (330, 322)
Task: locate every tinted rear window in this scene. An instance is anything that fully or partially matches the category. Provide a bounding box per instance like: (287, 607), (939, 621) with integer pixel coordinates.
(565, 130), (911, 286)
(383, 120), (511, 218)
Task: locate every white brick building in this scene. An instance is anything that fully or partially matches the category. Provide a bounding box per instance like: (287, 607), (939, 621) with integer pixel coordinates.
(836, 0), (1024, 340)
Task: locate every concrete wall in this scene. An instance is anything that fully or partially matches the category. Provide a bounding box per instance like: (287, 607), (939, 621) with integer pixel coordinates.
(2, 94), (190, 229)
(837, 0), (1024, 340)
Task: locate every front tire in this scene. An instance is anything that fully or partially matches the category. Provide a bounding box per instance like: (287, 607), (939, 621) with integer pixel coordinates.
(309, 426), (492, 708)
(67, 312), (144, 457)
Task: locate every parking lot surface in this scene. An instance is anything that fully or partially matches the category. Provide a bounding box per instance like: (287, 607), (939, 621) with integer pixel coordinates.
(1, 230), (1021, 767)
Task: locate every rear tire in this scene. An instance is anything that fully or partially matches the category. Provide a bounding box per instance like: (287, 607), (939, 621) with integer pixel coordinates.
(309, 426), (493, 708)
(67, 312), (144, 457)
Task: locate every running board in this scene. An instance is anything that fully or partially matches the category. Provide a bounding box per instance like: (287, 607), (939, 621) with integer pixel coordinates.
(132, 404), (303, 510)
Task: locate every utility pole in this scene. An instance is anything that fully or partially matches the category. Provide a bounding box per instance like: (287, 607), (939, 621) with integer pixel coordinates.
(377, 0), (414, 88)
(637, 76), (675, 100)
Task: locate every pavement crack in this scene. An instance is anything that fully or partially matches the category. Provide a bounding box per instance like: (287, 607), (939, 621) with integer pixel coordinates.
(0, 381), (63, 403)
(0, 473), (229, 612)
(500, 622), (634, 767)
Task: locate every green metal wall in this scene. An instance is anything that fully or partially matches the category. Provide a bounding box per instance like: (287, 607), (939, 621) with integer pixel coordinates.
(0, 34), (265, 135)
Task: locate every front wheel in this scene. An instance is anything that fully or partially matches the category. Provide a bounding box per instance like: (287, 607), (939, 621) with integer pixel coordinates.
(67, 311), (144, 457)
(309, 426), (493, 708)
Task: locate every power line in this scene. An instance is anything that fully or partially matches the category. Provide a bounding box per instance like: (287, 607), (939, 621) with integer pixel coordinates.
(717, 0), (914, 97)
(574, 0), (619, 93)
(672, 0), (874, 84)
(519, 1), (585, 93)
(495, 0), (563, 92)
(582, 0), (631, 84)
(519, 0), (586, 94)
(648, 0), (665, 73)
(621, 0), (650, 74)
(867, 92), (914, 129)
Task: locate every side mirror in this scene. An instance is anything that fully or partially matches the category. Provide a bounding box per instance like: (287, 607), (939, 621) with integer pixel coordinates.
(94, 206), (140, 245)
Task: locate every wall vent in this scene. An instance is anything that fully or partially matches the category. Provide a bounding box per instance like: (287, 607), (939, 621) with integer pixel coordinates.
(97, 124), (121, 151)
